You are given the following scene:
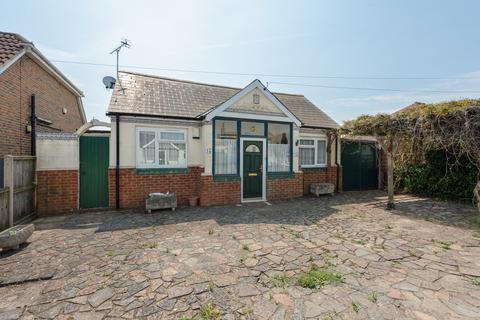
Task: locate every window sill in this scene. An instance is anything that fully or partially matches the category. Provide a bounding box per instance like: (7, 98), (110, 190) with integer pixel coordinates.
(301, 166), (328, 171)
(267, 172), (296, 179)
(135, 168), (188, 175)
(213, 175), (240, 182)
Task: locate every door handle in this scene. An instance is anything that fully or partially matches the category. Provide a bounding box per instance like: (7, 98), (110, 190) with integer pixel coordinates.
(248, 173), (258, 177)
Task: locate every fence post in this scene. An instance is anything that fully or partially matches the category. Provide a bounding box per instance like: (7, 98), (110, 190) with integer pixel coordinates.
(4, 155), (14, 227)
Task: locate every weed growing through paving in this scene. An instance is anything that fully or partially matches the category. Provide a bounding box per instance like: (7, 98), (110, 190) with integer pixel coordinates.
(408, 250), (417, 257)
(242, 244), (249, 251)
(269, 273), (290, 288)
(199, 302), (221, 320)
(385, 224), (393, 230)
(177, 317), (193, 320)
(297, 266), (344, 289)
(352, 302), (360, 313)
(473, 277), (480, 286)
(207, 281), (215, 292)
(352, 239), (366, 245)
(290, 230), (303, 239)
(239, 257), (245, 263)
(147, 241), (157, 249)
(242, 307), (253, 315)
(431, 239), (452, 250)
(368, 291), (378, 303)
(105, 251), (114, 257)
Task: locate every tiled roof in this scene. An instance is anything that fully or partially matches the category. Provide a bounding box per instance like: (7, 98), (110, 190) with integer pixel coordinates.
(108, 71), (339, 128)
(394, 101), (426, 114)
(0, 32), (29, 67)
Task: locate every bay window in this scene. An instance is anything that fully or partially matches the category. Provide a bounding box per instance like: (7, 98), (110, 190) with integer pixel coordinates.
(268, 123), (291, 172)
(136, 128), (187, 168)
(299, 138), (327, 167)
(214, 119), (238, 174)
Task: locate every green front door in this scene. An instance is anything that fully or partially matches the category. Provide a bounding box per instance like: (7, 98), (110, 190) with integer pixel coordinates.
(80, 136), (109, 208)
(243, 140), (263, 199)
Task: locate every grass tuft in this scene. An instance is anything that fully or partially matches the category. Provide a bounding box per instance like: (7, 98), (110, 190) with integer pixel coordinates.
(352, 302), (360, 313)
(269, 273), (290, 288)
(431, 239), (452, 250)
(297, 266), (343, 289)
(199, 302), (221, 320)
(368, 291), (378, 303)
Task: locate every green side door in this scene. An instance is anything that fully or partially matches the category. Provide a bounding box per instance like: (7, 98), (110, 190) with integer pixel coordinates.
(341, 141), (378, 191)
(80, 136), (109, 208)
(243, 141), (263, 199)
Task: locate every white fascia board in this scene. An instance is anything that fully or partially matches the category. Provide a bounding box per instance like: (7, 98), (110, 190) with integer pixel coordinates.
(205, 79), (302, 126)
(77, 97), (87, 124)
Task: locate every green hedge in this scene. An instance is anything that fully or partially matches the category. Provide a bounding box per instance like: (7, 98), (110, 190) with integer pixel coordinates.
(395, 150), (478, 202)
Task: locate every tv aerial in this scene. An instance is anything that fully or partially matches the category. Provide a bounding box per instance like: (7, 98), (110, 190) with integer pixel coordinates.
(103, 38), (130, 91)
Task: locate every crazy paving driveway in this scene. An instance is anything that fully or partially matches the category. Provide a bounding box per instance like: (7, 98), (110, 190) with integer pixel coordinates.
(1, 191), (480, 320)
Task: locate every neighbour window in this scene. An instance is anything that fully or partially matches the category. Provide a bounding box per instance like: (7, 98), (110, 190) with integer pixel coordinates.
(268, 123), (291, 172)
(136, 128), (187, 168)
(215, 120), (238, 174)
(299, 138), (327, 167)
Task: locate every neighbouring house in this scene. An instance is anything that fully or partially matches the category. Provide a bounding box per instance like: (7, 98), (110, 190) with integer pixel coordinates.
(0, 31), (89, 218)
(106, 71), (341, 208)
(0, 32), (86, 156)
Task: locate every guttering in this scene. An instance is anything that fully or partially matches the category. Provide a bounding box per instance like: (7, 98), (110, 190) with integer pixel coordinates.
(106, 111), (202, 122)
(116, 115), (120, 210)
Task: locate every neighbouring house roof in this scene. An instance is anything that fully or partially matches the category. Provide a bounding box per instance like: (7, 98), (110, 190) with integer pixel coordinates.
(394, 101), (426, 114)
(107, 71), (339, 129)
(0, 32), (84, 97)
(0, 32), (27, 66)
(0, 31), (86, 123)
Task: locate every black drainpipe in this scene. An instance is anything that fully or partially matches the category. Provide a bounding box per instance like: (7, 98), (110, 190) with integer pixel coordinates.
(115, 115), (120, 209)
(335, 134), (340, 192)
(30, 94), (36, 156)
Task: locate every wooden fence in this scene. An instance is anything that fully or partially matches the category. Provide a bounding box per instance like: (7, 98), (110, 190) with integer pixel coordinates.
(0, 156), (36, 231)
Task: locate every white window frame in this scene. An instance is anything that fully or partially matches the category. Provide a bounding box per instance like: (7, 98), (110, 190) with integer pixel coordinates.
(136, 127), (188, 169)
(299, 138), (328, 168)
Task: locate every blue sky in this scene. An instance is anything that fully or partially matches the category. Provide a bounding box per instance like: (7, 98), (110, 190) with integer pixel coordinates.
(2, 0), (480, 123)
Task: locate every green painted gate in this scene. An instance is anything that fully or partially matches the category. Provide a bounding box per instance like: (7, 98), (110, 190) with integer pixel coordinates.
(341, 141), (378, 191)
(243, 141), (263, 199)
(79, 136), (109, 208)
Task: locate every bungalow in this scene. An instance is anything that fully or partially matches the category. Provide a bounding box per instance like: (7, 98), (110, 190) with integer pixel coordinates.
(107, 71), (340, 208)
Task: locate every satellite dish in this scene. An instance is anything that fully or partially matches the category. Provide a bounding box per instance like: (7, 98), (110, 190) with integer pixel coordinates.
(102, 76), (116, 89)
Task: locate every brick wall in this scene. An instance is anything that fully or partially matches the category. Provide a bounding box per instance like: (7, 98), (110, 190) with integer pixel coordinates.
(200, 176), (241, 206)
(108, 167), (204, 208)
(0, 56), (84, 156)
(302, 166), (340, 194)
(37, 170), (78, 215)
(266, 173), (303, 201)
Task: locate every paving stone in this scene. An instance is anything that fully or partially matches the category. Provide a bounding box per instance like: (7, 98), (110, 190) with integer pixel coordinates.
(236, 283), (260, 297)
(167, 286), (193, 298)
(1, 192), (478, 320)
(87, 288), (114, 308)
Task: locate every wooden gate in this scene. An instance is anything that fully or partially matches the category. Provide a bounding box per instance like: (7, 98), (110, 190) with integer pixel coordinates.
(341, 141), (379, 191)
(79, 136), (109, 209)
(0, 156), (36, 230)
